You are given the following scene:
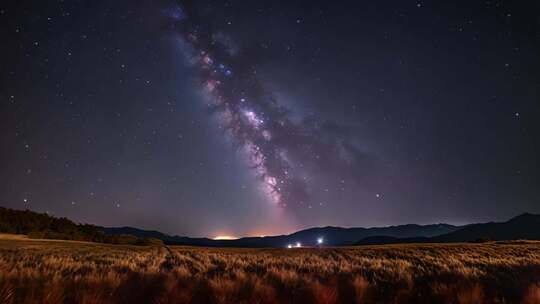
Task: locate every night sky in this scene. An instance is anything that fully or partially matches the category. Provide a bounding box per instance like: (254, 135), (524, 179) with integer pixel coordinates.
(1, 0), (539, 238)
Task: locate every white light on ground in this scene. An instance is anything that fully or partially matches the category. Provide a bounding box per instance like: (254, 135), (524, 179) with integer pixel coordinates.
(317, 237), (324, 245)
(295, 242), (302, 248)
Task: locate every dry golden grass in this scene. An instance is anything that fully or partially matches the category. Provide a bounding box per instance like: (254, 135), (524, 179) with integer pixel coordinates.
(1, 235), (540, 303)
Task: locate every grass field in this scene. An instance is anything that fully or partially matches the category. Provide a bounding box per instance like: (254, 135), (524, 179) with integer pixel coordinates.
(1, 234), (540, 303)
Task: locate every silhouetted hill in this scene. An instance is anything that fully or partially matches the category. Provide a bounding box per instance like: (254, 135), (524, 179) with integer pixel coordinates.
(102, 223), (459, 247)
(101, 226), (214, 245)
(354, 213), (540, 245)
(0, 207), (106, 242)
(284, 224), (458, 246)
(0, 207), (162, 246)
(432, 213), (540, 242)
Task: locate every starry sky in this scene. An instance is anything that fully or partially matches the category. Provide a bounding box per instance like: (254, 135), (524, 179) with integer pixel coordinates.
(1, 0), (539, 238)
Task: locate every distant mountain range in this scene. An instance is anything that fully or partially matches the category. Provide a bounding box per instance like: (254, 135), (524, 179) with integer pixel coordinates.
(355, 213), (540, 245)
(103, 213), (540, 247)
(2, 206), (539, 247)
(101, 223), (460, 247)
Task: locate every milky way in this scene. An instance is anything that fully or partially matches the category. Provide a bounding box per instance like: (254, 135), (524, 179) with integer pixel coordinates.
(171, 3), (369, 212)
(2, 0), (539, 236)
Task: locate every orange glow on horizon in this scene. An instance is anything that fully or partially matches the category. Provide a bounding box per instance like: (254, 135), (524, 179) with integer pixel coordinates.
(213, 235), (237, 240)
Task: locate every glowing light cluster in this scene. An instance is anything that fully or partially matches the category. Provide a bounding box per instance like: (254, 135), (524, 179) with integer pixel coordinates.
(286, 237), (325, 248)
(213, 235), (237, 240)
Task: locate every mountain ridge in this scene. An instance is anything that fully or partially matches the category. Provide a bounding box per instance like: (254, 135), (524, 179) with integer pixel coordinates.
(101, 222), (460, 247)
(3, 206), (538, 248)
(355, 213), (540, 245)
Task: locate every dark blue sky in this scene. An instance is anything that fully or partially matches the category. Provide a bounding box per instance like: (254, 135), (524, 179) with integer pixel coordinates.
(1, 0), (539, 237)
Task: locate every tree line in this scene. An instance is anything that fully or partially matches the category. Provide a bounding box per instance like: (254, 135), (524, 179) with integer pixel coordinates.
(0, 207), (163, 246)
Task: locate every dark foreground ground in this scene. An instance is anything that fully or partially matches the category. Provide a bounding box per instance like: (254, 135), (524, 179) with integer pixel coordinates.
(1, 234), (540, 303)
